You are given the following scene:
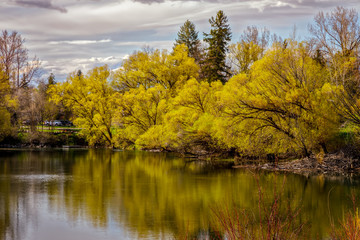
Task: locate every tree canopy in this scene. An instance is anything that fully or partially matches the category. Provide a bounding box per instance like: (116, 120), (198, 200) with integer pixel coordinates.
(2, 7), (360, 159)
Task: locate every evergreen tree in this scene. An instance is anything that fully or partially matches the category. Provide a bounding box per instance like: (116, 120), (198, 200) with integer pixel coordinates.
(47, 73), (56, 86)
(203, 10), (232, 84)
(174, 20), (202, 63)
(77, 69), (83, 78)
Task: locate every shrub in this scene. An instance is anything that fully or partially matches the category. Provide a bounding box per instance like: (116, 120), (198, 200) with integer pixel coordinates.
(330, 194), (360, 240)
(211, 176), (308, 240)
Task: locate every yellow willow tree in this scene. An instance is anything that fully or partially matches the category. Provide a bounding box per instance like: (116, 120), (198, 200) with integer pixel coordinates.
(114, 84), (169, 148)
(113, 44), (199, 94)
(220, 40), (341, 157)
(135, 78), (224, 152)
(0, 65), (14, 141)
(228, 26), (270, 75)
(48, 66), (118, 147)
(112, 45), (200, 148)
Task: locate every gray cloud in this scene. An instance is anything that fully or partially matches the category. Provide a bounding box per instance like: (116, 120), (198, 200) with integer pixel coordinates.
(49, 39), (112, 45)
(7, 0), (360, 13)
(132, 0), (164, 4)
(1, 0), (359, 82)
(14, 0), (67, 13)
(131, 0), (250, 3)
(131, 0), (360, 9)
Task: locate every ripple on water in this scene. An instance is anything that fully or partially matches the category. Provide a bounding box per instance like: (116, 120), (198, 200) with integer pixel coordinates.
(11, 174), (70, 182)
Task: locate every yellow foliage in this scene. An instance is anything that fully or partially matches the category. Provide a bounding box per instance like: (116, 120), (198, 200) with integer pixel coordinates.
(221, 40), (341, 156)
(0, 66), (15, 140)
(113, 44), (199, 95)
(48, 65), (117, 147)
(159, 79), (224, 151)
(115, 84), (169, 144)
(0, 108), (11, 141)
(229, 40), (264, 74)
(45, 39), (349, 156)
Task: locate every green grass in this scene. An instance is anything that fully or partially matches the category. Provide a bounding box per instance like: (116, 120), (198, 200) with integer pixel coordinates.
(20, 125), (81, 133)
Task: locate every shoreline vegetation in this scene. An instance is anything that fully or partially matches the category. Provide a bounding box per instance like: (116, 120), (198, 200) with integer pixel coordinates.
(1, 7), (360, 178)
(1, 137), (360, 178)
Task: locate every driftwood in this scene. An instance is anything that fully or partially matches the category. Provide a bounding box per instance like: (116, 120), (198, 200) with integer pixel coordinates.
(234, 152), (360, 177)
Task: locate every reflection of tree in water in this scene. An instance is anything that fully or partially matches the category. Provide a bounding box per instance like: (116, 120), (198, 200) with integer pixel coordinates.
(0, 153), (53, 240)
(1, 150), (360, 239)
(0, 150), (77, 240)
(0, 152), (34, 240)
(62, 150), (359, 239)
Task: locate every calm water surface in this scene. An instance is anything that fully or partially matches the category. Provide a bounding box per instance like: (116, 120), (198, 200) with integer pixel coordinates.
(0, 149), (360, 240)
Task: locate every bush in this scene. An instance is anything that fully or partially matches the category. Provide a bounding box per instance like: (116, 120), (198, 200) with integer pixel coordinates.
(330, 194), (360, 240)
(210, 176), (308, 240)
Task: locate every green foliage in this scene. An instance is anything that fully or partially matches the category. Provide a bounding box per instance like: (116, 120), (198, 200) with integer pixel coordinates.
(174, 20), (202, 62)
(203, 10), (232, 84)
(47, 73), (56, 86)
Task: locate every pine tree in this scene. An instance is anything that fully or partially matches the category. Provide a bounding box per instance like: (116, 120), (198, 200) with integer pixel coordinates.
(47, 73), (56, 86)
(203, 10), (232, 84)
(174, 20), (202, 63)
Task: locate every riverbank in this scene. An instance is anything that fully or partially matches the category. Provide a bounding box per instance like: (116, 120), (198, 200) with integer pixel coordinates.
(2, 138), (360, 177)
(233, 153), (360, 177)
(0, 131), (87, 149)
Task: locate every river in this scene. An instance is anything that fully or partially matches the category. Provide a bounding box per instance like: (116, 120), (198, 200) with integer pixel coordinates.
(0, 149), (359, 239)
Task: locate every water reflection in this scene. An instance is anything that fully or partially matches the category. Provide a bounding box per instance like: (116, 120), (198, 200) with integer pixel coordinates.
(0, 149), (359, 239)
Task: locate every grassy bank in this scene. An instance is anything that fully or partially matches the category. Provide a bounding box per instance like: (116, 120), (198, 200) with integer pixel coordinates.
(0, 128), (87, 148)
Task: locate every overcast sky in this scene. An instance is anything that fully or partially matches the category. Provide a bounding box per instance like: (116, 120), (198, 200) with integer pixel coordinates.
(0, 0), (359, 81)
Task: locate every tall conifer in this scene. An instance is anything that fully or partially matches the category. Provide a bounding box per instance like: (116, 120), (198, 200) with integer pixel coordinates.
(203, 10), (232, 84)
(175, 20), (202, 63)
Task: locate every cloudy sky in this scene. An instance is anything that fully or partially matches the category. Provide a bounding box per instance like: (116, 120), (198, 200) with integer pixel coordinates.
(0, 0), (359, 81)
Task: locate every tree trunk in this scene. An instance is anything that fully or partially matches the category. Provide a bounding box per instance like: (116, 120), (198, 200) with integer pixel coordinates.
(320, 142), (328, 154)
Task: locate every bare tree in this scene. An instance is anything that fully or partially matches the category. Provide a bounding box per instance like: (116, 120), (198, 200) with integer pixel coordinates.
(241, 26), (270, 53)
(310, 7), (360, 125)
(0, 30), (40, 90)
(229, 26), (270, 74)
(309, 7), (360, 89)
(309, 6), (360, 58)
